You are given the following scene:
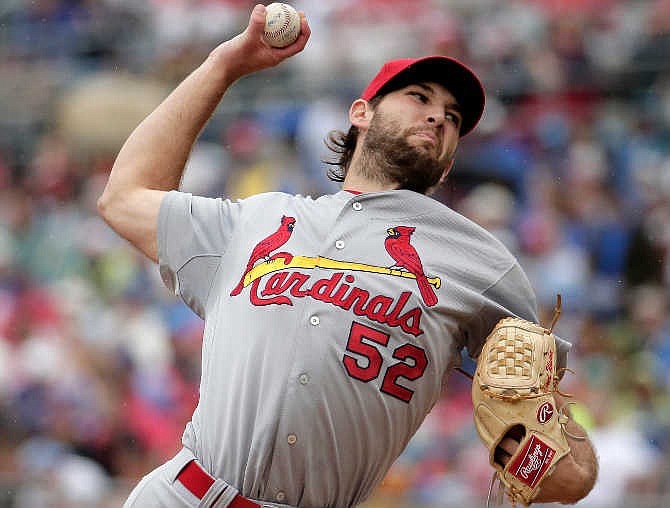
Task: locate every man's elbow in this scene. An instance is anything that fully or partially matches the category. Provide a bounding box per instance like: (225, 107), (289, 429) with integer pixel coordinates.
(97, 180), (140, 226)
(96, 188), (123, 230)
(96, 190), (111, 221)
(94, 186), (162, 263)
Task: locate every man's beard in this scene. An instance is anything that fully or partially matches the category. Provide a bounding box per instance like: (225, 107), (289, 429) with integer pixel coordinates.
(358, 111), (450, 195)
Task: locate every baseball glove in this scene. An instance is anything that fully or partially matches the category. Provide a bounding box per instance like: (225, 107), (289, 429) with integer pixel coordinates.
(472, 306), (575, 507)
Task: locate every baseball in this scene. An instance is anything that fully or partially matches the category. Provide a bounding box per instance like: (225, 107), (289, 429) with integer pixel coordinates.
(263, 3), (301, 48)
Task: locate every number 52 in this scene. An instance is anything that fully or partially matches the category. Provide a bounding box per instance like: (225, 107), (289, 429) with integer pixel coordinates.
(342, 321), (428, 403)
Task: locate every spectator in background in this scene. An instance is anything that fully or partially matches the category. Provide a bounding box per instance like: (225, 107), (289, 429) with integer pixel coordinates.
(0, 0), (669, 506)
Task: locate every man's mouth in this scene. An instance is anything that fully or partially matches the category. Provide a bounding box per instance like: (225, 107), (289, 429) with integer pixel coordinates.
(412, 130), (438, 145)
(410, 131), (441, 154)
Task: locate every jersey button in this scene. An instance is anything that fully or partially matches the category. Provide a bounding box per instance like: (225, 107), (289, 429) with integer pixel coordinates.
(287, 434), (297, 445)
(298, 373), (309, 385)
(352, 202), (363, 211)
(309, 316), (320, 326)
(335, 240), (345, 249)
(276, 491), (286, 502)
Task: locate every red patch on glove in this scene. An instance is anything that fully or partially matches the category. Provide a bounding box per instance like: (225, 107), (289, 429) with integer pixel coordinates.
(509, 435), (556, 488)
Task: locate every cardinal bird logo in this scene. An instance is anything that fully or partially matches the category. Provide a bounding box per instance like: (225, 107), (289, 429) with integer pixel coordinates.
(230, 215), (296, 296)
(384, 226), (438, 307)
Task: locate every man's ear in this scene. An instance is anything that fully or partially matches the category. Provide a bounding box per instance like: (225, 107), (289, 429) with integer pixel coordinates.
(349, 99), (374, 130)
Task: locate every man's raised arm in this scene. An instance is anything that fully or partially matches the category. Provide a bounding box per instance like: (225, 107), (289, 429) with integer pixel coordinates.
(97, 4), (310, 262)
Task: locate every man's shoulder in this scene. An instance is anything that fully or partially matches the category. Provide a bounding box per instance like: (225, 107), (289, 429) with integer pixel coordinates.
(391, 192), (512, 245)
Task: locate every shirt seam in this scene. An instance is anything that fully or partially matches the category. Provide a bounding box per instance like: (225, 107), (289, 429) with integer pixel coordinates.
(459, 260), (518, 355)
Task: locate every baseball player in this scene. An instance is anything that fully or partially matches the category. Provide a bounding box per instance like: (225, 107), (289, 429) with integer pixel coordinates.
(98, 4), (598, 507)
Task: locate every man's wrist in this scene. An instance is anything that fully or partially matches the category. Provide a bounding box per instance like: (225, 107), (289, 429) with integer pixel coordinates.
(205, 45), (240, 89)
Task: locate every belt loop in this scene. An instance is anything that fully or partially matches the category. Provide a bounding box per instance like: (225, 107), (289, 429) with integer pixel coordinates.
(171, 448), (265, 508)
(168, 448), (198, 483)
(203, 479), (237, 508)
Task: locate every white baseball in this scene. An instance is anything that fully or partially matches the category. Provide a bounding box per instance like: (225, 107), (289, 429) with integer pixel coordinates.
(263, 3), (301, 48)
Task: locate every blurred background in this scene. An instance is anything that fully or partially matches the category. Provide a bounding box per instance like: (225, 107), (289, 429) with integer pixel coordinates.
(0, 0), (669, 506)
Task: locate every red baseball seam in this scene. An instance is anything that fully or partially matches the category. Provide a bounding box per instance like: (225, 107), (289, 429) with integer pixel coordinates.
(265, 5), (291, 39)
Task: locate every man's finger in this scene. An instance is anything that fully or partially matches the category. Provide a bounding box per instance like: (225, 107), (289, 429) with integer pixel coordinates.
(246, 4), (267, 36)
(494, 436), (521, 466)
(499, 436), (520, 455)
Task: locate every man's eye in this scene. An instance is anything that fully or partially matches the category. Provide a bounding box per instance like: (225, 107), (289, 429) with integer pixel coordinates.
(445, 112), (461, 125)
(410, 91), (428, 102)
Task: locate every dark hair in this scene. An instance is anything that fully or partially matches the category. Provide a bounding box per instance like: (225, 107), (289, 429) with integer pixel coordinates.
(322, 96), (382, 182)
(323, 125), (358, 182)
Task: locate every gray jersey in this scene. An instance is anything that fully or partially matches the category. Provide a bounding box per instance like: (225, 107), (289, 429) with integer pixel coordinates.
(157, 188), (551, 508)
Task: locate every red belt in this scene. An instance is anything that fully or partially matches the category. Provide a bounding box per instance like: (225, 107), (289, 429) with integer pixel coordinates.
(176, 460), (261, 507)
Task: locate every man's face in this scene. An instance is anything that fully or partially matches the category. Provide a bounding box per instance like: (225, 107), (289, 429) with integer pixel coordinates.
(359, 81), (462, 194)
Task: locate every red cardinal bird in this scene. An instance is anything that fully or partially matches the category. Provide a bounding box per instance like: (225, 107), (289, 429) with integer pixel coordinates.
(384, 226), (438, 307)
(230, 216), (296, 296)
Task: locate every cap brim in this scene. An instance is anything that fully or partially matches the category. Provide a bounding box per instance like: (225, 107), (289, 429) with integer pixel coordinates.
(371, 56), (485, 137)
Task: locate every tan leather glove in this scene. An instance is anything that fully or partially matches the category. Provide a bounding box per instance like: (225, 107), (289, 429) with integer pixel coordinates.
(472, 316), (573, 506)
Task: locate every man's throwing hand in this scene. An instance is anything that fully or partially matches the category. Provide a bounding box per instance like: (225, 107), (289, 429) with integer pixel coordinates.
(214, 4), (311, 83)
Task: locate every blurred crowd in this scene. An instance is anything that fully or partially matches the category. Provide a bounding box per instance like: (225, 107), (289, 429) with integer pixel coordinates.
(0, 0), (669, 507)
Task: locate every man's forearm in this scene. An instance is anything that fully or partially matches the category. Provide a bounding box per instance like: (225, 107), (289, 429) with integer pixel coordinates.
(95, 47), (236, 262)
(101, 48), (235, 200)
(535, 405), (599, 504)
(99, 3), (310, 205)
(96, 5), (311, 262)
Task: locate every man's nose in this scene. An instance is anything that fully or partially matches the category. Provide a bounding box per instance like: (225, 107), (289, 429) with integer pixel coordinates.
(426, 111), (444, 126)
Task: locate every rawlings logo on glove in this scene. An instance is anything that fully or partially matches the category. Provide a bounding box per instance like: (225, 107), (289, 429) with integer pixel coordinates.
(472, 297), (576, 507)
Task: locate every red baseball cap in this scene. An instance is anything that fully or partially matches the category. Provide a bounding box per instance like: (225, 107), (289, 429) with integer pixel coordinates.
(361, 56), (485, 137)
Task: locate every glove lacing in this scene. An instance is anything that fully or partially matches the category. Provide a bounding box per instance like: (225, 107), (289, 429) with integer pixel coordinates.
(487, 471), (527, 507)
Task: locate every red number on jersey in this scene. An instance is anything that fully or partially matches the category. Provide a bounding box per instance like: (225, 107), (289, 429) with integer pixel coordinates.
(381, 343), (428, 402)
(343, 322), (390, 381)
(343, 321), (428, 403)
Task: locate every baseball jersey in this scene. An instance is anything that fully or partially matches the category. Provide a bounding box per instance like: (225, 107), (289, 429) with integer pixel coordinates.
(157, 188), (562, 508)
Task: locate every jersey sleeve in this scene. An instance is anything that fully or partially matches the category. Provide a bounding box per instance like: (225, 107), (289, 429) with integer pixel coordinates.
(157, 190), (239, 318)
(462, 262), (572, 370)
